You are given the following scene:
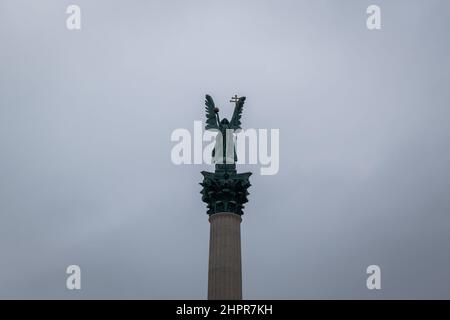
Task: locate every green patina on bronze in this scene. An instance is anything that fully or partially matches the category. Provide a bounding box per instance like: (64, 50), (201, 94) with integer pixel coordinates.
(200, 95), (252, 216)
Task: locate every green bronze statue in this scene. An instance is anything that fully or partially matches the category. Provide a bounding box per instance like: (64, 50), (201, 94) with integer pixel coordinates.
(200, 94), (252, 216)
(204, 94), (246, 164)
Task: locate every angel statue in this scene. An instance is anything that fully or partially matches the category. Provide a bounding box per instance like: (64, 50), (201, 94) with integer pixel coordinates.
(204, 94), (246, 164)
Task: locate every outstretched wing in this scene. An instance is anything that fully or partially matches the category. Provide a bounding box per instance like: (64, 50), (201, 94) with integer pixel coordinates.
(205, 95), (219, 130)
(230, 96), (246, 130)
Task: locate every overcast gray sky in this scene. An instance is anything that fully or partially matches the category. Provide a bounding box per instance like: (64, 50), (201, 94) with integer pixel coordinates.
(1, 0), (450, 299)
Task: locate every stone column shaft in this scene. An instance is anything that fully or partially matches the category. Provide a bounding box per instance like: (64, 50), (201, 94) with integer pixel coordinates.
(208, 212), (242, 300)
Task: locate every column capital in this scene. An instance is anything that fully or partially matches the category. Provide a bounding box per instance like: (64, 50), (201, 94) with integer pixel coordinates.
(200, 165), (252, 216)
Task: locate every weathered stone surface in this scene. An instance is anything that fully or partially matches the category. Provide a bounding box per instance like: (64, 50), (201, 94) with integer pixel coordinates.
(208, 212), (242, 300)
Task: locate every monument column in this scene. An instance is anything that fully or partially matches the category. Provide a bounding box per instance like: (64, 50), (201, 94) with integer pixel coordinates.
(200, 94), (251, 300)
(201, 164), (251, 300)
(208, 212), (242, 300)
